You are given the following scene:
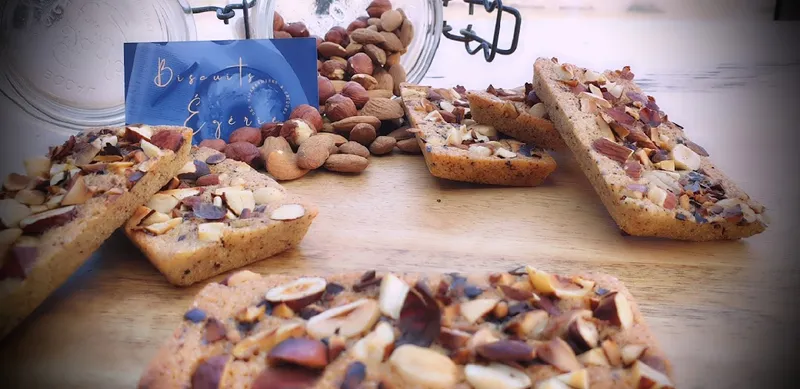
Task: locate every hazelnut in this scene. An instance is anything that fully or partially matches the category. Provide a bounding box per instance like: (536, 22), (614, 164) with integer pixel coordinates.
(280, 119), (317, 148)
(349, 123), (377, 146)
(317, 59), (323, 71)
(312, 35), (323, 49)
(318, 42), (348, 58)
(318, 76), (336, 105)
(320, 60), (346, 80)
(261, 122), (282, 139)
(284, 22), (309, 38)
(199, 139), (227, 152)
(325, 94), (358, 122)
(290, 104), (324, 131)
(330, 56), (348, 66)
(224, 142), (263, 168)
(351, 74), (378, 90)
(228, 126), (262, 146)
(347, 18), (369, 34)
(342, 82), (370, 109)
(273, 11), (285, 31)
(347, 53), (374, 76)
(273, 30), (292, 39)
(324, 26), (350, 47)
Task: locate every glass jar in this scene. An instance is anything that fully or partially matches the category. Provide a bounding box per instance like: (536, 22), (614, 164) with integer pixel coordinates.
(0, 0), (197, 131)
(251, 0), (442, 84)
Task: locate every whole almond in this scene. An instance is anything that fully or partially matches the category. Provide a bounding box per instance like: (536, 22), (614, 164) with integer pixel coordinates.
(350, 28), (386, 45)
(267, 150), (310, 181)
(388, 64), (406, 96)
(345, 43), (364, 57)
(363, 44), (387, 66)
(367, 89), (394, 99)
(360, 98), (404, 120)
(314, 133), (348, 147)
(260, 136), (293, 168)
(380, 10), (403, 31)
(387, 126), (414, 140)
(324, 154), (369, 173)
(380, 32), (404, 52)
(318, 42), (347, 58)
(339, 141), (370, 158)
(396, 138), (421, 154)
(351, 74), (378, 90)
(397, 19), (414, 48)
(386, 52), (402, 67)
(297, 136), (335, 170)
(369, 136), (396, 155)
(332, 116), (382, 133)
(349, 123), (377, 146)
(373, 67), (394, 91)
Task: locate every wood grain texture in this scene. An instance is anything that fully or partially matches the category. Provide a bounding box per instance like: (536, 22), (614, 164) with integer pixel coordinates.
(0, 19), (798, 389)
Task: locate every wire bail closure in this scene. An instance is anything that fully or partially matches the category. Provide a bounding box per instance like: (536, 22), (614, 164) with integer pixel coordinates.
(442, 0), (522, 62)
(191, 0), (256, 39)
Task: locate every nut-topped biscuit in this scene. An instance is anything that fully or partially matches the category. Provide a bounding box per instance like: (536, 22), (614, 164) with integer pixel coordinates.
(534, 57), (767, 240)
(124, 147), (319, 287)
(0, 125), (193, 338)
(139, 267), (674, 388)
(401, 84), (557, 187)
(468, 84), (568, 151)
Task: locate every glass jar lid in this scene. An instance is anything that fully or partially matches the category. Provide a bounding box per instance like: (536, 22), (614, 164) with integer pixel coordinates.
(251, 0), (442, 84)
(0, 0), (197, 130)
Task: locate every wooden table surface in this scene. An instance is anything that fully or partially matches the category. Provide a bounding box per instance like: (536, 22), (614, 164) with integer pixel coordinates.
(1, 16), (799, 389)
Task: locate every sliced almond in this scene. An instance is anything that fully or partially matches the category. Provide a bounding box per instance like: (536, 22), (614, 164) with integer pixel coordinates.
(15, 189), (46, 206)
(198, 222), (226, 243)
(537, 338), (582, 373)
(555, 64), (575, 81)
(464, 363), (531, 389)
(578, 92), (611, 109)
(125, 125), (153, 141)
(61, 176), (94, 206)
(460, 298), (499, 324)
(670, 143), (701, 171)
(222, 190), (255, 216)
(44, 195), (65, 210)
(24, 157), (52, 179)
(621, 344), (648, 366)
(536, 378), (571, 389)
(378, 273), (410, 320)
(593, 292), (634, 329)
(143, 217), (181, 235)
(141, 211), (172, 227)
(494, 148), (517, 159)
(307, 299), (380, 340)
(595, 116), (615, 141)
(556, 369), (589, 389)
(232, 322), (306, 360)
(646, 185), (668, 207)
(146, 194), (181, 214)
(654, 160), (675, 172)
(0, 228), (23, 252)
(471, 124), (498, 138)
(388, 345), (458, 389)
(161, 188), (202, 200)
(4, 173), (31, 192)
(351, 321), (395, 365)
(503, 309), (549, 339)
(526, 267), (591, 298)
(630, 360), (673, 389)
(577, 347), (610, 367)
(266, 277), (327, 311)
(270, 204), (306, 221)
(19, 205), (77, 233)
(253, 187), (285, 205)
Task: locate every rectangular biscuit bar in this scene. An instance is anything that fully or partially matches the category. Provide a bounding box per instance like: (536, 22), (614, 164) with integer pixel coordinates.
(534, 57), (767, 240)
(124, 147), (319, 287)
(139, 267), (674, 389)
(401, 84), (557, 187)
(0, 125), (192, 338)
(467, 84), (569, 151)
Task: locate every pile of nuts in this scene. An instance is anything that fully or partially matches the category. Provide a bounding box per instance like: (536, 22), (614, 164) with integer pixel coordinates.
(214, 0), (419, 180)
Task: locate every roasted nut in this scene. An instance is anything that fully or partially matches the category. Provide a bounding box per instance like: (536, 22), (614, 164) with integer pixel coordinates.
(350, 28), (386, 45)
(397, 18), (414, 48)
(284, 22), (309, 38)
(347, 53), (374, 76)
(261, 122), (282, 139)
(351, 74), (378, 90)
(196, 174), (221, 187)
(369, 136), (396, 155)
(342, 82), (370, 109)
(224, 142), (263, 168)
(324, 154), (369, 173)
(318, 76), (336, 105)
(380, 31), (404, 52)
(347, 17), (369, 33)
(363, 44), (386, 66)
(476, 340), (536, 362)
(368, 89), (394, 99)
(19, 205), (77, 234)
(271, 204), (306, 221)
(290, 104), (324, 132)
(345, 42), (364, 57)
(464, 363), (531, 389)
(4, 173), (30, 192)
(373, 67), (394, 92)
(388, 64), (406, 96)
(260, 136), (293, 167)
(273, 11), (285, 31)
(199, 139), (227, 152)
(593, 292), (634, 329)
(297, 136), (335, 170)
(280, 119), (317, 148)
(273, 30), (292, 39)
(267, 150), (309, 181)
(150, 130), (185, 152)
(388, 345), (458, 388)
(460, 299), (499, 324)
(268, 338), (329, 369)
(339, 141), (371, 159)
(312, 35), (324, 50)
(15, 189), (45, 207)
(359, 98), (404, 120)
(320, 60), (347, 80)
(318, 42), (348, 58)
(349, 123), (377, 146)
(380, 9), (403, 31)
(396, 138), (421, 154)
(191, 355), (229, 389)
(631, 360), (674, 389)
(567, 317), (599, 351)
(537, 338), (582, 373)
(229, 127), (262, 145)
(386, 126), (414, 140)
(577, 347), (611, 367)
(332, 80), (347, 94)
(367, 0), (392, 18)
(325, 94), (358, 122)
(341, 361), (367, 389)
(324, 26), (350, 46)
(621, 344), (648, 366)
(368, 17), (382, 27)
(386, 52), (401, 67)
(332, 116), (382, 133)
(307, 299), (380, 339)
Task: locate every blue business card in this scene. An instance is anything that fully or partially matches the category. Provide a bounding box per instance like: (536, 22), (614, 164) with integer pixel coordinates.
(123, 39), (318, 144)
